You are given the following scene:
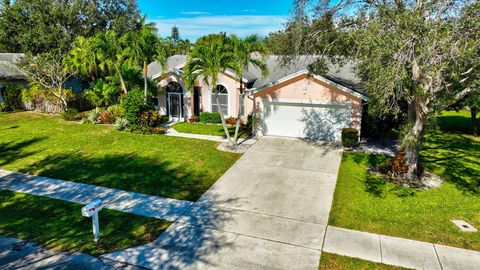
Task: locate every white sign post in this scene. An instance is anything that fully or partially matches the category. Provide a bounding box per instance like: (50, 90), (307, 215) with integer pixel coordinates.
(81, 199), (104, 242)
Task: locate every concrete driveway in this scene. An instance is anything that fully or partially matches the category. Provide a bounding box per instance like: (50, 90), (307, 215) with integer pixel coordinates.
(104, 136), (343, 269)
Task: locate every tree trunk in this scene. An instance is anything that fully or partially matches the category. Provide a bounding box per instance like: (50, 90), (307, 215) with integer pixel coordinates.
(144, 61), (148, 103)
(214, 91), (232, 144)
(115, 64), (128, 94)
(402, 99), (427, 182)
(471, 106), (478, 136)
(233, 81), (244, 144)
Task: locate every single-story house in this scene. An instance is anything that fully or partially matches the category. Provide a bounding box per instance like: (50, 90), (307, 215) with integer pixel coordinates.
(0, 53), (27, 102)
(148, 55), (368, 141)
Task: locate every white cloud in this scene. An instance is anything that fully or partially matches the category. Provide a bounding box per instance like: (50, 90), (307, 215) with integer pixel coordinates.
(242, 9), (257, 13)
(150, 15), (287, 41)
(180, 11), (211, 15)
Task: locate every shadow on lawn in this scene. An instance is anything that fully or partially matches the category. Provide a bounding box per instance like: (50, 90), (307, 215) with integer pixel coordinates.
(0, 190), (169, 257)
(0, 137), (46, 167)
(438, 115), (478, 135)
(348, 131), (480, 196)
(422, 132), (480, 195)
(349, 153), (416, 198)
(20, 152), (210, 201)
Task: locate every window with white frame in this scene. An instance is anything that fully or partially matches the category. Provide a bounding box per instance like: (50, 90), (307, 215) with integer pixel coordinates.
(211, 85), (228, 115)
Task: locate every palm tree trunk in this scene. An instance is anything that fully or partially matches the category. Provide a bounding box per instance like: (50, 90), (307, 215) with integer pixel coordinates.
(115, 64), (128, 94)
(214, 91), (232, 144)
(144, 61), (148, 103)
(233, 81), (244, 144)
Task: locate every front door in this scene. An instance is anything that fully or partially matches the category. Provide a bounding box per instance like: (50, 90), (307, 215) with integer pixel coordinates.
(168, 93), (182, 121)
(193, 87), (201, 116)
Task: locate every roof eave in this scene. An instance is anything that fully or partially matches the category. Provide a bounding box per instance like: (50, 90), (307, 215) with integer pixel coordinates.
(247, 69), (368, 101)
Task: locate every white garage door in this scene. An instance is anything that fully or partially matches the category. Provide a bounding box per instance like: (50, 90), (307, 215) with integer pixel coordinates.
(261, 100), (352, 141)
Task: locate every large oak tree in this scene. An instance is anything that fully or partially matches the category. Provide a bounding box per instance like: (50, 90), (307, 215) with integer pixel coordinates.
(282, 0), (479, 183)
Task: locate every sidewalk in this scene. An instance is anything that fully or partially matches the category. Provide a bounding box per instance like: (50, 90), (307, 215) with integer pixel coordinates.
(323, 226), (480, 270)
(166, 126), (258, 145)
(0, 170), (193, 222)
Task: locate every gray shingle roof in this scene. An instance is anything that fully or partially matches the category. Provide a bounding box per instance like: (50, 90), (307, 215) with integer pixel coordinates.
(0, 53), (25, 80)
(147, 55), (187, 78)
(147, 55), (364, 95)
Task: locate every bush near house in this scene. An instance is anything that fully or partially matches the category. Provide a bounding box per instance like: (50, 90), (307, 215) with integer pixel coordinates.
(97, 111), (115, 124)
(341, 128), (359, 147)
(225, 117), (237, 126)
(188, 116), (199, 123)
(108, 104), (125, 118)
(200, 112), (221, 124)
(60, 108), (80, 121)
(1, 85), (23, 111)
(122, 89), (153, 124)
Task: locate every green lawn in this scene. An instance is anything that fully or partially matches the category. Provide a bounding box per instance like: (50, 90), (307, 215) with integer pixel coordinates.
(438, 110), (477, 134)
(0, 112), (240, 201)
(0, 190), (170, 256)
(329, 111), (480, 251)
(172, 122), (251, 139)
(319, 253), (409, 270)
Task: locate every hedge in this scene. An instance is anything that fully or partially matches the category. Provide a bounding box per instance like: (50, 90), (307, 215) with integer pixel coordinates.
(199, 112), (221, 124)
(341, 128), (359, 147)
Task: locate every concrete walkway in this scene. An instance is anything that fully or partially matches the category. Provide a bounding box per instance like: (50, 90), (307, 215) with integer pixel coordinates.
(103, 137), (343, 269)
(0, 170), (193, 222)
(324, 226), (480, 270)
(166, 126), (257, 145)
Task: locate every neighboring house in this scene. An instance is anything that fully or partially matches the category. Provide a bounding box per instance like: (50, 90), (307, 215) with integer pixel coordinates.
(148, 55), (368, 141)
(0, 53), (27, 102)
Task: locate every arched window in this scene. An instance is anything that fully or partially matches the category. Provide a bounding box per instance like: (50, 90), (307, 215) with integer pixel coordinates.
(166, 81), (183, 93)
(211, 85), (228, 114)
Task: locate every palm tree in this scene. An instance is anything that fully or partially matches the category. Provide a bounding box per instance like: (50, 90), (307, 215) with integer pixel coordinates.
(230, 34), (268, 143)
(89, 30), (129, 94)
(123, 17), (167, 102)
(184, 33), (235, 144)
(66, 36), (100, 81)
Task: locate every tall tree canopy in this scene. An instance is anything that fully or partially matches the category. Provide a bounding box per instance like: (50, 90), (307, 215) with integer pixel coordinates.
(183, 33), (235, 143)
(280, 0), (479, 183)
(0, 0), (142, 54)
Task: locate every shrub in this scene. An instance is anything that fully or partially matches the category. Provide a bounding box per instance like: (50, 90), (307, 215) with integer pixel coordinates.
(98, 111), (115, 124)
(187, 116), (199, 123)
(122, 89), (152, 124)
(380, 152), (424, 175)
(225, 117), (237, 126)
(83, 108), (101, 124)
(139, 110), (162, 128)
(114, 117), (129, 131)
(61, 108), (80, 121)
(199, 112), (221, 124)
(151, 127), (168, 134)
(341, 128), (359, 147)
(0, 102), (8, 112)
(108, 104), (125, 118)
(246, 114), (259, 129)
(160, 115), (169, 124)
(128, 125), (167, 135)
(1, 85), (23, 111)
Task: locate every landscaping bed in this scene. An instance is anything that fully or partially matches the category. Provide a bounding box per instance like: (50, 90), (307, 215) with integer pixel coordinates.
(329, 112), (480, 251)
(172, 122), (251, 139)
(0, 190), (170, 256)
(0, 112), (240, 201)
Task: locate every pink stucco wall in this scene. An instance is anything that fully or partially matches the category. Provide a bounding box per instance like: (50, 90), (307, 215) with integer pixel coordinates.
(157, 72), (253, 119)
(252, 75), (363, 130)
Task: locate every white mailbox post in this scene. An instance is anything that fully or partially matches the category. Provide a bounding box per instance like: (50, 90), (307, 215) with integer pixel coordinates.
(81, 199), (104, 242)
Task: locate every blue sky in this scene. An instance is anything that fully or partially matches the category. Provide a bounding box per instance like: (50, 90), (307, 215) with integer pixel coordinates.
(138, 0), (294, 41)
